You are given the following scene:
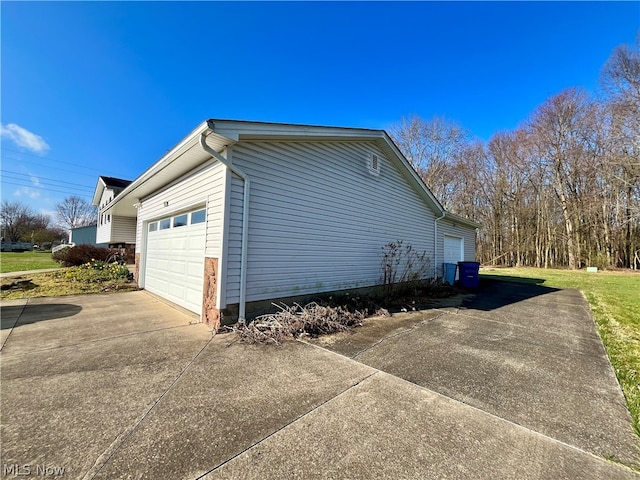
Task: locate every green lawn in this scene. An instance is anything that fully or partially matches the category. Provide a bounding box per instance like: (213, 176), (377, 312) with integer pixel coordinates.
(481, 267), (640, 437)
(1, 251), (60, 273)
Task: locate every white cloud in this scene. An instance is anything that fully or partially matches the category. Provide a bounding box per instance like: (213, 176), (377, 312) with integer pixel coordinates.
(14, 186), (41, 199)
(1, 123), (50, 154)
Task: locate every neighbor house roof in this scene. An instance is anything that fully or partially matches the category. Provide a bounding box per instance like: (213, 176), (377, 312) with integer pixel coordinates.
(100, 176), (132, 189)
(92, 176), (133, 206)
(102, 119), (480, 229)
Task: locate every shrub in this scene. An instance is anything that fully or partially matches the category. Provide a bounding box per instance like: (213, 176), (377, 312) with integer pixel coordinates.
(52, 245), (115, 267)
(62, 260), (132, 283)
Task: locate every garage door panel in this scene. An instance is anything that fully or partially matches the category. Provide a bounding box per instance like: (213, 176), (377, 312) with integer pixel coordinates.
(145, 219), (205, 314)
(444, 235), (463, 281)
(185, 289), (202, 306)
(444, 235), (463, 263)
(188, 234), (205, 249)
(171, 235), (187, 250)
(150, 259), (170, 271)
(146, 277), (169, 294)
(169, 259), (187, 275)
(186, 261), (203, 277)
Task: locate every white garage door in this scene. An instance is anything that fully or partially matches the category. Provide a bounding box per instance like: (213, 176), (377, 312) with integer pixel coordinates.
(144, 208), (206, 314)
(444, 235), (463, 279)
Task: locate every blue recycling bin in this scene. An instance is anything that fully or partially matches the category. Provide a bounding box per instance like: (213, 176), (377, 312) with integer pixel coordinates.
(443, 263), (457, 285)
(458, 261), (480, 288)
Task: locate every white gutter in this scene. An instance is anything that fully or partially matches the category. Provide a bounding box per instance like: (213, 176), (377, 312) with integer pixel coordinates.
(434, 212), (446, 278)
(199, 129), (250, 321)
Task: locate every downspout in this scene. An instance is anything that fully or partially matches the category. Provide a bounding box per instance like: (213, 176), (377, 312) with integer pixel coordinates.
(434, 212), (446, 279)
(200, 130), (250, 321)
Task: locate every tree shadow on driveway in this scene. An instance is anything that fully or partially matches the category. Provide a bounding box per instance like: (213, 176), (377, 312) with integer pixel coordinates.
(459, 275), (564, 311)
(1, 303), (82, 329)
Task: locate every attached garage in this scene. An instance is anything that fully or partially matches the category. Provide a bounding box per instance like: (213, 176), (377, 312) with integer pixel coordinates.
(144, 208), (207, 314)
(99, 119), (479, 328)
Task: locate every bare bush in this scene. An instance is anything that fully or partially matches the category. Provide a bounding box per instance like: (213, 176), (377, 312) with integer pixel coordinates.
(233, 302), (366, 344)
(381, 240), (431, 295)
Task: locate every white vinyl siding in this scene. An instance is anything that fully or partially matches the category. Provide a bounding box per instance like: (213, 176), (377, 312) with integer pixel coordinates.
(224, 140), (438, 305)
(96, 189), (114, 244)
(96, 188), (136, 244)
(224, 175), (245, 304)
(110, 216), (136, 243)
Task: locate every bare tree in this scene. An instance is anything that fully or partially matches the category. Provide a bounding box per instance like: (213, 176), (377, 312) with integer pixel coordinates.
(601, 37), (640, 104)
(389, 115), (470, 209)
(386, 40), (639, 270)
(601, 38), (640, 268)
(1, 201), (34, 242)
(55, 196), (97, 230)
(527, 88), (598, 269)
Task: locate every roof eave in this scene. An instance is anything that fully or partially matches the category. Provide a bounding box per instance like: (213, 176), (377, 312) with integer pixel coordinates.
(105, 121), (234, 216)
(92, 177), (107, 206)
(444, 211), (481, 229)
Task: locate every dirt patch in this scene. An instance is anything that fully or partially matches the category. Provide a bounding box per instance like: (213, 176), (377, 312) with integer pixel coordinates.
(1, 277), (37, 292)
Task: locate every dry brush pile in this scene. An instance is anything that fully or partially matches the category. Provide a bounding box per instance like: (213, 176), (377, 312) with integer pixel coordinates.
(232, 301), (390, 345)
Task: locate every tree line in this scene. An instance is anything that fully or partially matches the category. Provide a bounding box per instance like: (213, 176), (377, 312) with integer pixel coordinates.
(390, 38), (639, 270)
(1, 196), (96, 245)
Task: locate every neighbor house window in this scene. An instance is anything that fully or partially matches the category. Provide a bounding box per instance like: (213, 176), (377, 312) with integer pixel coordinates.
(159, 218), (171, 230)
(173, 214), (188, 227)
(191, 209), (206, 224)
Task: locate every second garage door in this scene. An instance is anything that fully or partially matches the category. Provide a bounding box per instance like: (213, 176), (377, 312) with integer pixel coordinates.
(444, 235), (463, 281)
(144, 208), (206, 314)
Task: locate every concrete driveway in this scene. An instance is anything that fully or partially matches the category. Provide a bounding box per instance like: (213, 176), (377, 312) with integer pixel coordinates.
(1, 286), (639, 479)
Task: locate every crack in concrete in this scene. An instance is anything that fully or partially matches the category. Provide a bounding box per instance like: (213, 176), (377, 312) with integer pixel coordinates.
(302, 336), (640, 475)
(81, 333), (215, 480)
(351, 311), (449, 360)
(196, 370), (380, 479)
(0, 298), (29, 352)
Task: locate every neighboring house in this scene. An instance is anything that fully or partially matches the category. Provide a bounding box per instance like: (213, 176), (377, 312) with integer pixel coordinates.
(92, 176), (135, 256)
(102, 119), (479, 327)
(68, 224), (108, 247)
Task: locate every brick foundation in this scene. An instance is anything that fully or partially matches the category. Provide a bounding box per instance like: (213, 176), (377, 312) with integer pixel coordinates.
(134, 253), (140, 284)
(123, 244), (136, 263)
(202, 257), (221, 329)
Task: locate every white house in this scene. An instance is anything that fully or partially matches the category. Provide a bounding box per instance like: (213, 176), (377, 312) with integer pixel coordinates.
(100, 119), (479, 327)
(92, 176), (135, 253)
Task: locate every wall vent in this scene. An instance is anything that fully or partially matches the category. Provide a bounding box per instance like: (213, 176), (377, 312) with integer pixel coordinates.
(369, 153), (381, 175)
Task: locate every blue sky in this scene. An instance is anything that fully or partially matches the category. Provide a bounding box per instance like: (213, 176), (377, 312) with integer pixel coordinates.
(1, 1), (638, 220)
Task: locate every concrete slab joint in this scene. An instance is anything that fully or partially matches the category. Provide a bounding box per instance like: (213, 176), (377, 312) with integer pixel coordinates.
(203, 257), (220, 329)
